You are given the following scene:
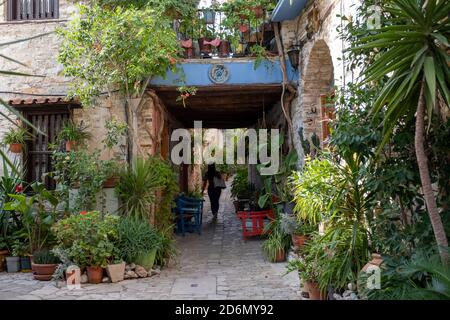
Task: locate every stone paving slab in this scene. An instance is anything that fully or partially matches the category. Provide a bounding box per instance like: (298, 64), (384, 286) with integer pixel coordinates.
(0, 181), (301, 300)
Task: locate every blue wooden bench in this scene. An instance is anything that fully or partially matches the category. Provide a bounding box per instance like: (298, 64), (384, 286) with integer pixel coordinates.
(173, 195), (204, 236)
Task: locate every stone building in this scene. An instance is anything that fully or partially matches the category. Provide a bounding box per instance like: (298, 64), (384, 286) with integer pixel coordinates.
(0, 0), (360, 191)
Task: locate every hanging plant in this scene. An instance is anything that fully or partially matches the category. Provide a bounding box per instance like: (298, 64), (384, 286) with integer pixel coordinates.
(1, 126), (30, 154)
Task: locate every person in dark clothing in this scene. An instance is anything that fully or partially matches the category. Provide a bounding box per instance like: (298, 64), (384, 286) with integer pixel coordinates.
(202, 164), (223, 217)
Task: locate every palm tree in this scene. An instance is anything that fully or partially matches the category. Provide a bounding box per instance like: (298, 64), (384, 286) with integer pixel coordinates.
(355, 0), (450, 264)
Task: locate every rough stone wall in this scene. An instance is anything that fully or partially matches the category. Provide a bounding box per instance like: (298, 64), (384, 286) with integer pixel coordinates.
(280, 0), (360, 167)
(0, 0), (160, 171)
(0, 0), (76, 171)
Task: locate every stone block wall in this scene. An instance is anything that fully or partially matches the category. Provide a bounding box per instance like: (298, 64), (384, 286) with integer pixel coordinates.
(280, 0), (361, 167)
(0, 0), (76, 171)
(0, 0), (160, 174)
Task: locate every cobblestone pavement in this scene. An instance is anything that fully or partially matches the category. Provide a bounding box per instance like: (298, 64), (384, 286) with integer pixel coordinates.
(0, 184), (301, 300)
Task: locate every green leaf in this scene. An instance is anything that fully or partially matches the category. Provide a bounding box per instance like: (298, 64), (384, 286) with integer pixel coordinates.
(432, 33), (450, 47)
(424, 56), (437, 113)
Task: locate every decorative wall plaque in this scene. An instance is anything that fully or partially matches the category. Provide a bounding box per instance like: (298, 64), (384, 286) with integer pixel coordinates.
(209, 64), (230, 84)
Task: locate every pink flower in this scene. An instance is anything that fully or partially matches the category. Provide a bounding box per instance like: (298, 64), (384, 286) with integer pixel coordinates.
(15, 185), (23, 193)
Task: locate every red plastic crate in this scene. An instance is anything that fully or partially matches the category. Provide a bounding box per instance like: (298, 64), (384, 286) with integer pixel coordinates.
(236, 210), (275, 240)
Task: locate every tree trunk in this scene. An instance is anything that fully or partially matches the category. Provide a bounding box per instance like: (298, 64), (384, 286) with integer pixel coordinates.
(273, 22), (295, 150)
(415, 82), (449, 265)
(124, 99), (132, 164)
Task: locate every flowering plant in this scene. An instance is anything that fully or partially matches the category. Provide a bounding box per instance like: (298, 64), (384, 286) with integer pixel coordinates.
(177, 86), (197, 108)
(52, 211), (120, 268)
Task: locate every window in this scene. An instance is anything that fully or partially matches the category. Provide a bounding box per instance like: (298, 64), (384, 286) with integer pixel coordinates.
(7, 0), (59, 21)
(320, 93), (336, 144)
(21, 105), (71, 190)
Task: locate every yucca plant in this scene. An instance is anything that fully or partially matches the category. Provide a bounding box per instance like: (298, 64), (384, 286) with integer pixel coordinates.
(116, 158), (160, 220)
(354, 0), (450, 264)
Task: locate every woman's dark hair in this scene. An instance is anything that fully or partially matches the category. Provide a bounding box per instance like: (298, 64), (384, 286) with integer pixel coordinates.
(207, 163), (216, 181)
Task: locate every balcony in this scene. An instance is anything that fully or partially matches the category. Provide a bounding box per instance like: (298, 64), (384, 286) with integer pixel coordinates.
(175, 8), (277, 59)
(150, 57), (298, 87)
(149, 4), (300, 129)
(6, 0), (59, 21)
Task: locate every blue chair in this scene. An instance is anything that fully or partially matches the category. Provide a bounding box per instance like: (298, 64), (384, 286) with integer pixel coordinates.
(173, 195), (204, 236)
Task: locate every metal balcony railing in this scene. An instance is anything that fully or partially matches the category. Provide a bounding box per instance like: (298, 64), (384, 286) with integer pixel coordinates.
(175, 9), (276, 59)
(7, 0), (59, 21)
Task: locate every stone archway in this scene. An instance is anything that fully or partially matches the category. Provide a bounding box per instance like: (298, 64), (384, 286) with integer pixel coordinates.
(293, 39), (334, 163)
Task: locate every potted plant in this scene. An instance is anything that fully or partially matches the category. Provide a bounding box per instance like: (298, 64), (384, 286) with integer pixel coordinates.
(262, 233), (288, 262)
(0, 247), (8, 272)
(4, 182), (59, 256)
(31, 249), (61, 281)
(286, 259), (325, 300)
(52, 149), (119, 211)
(52, 211), (120, 284)
(106, 259), (126, 283)
(281, 215), (316, 250)
(1, 127), (30, 154)
(202, 8), (216, 24)
(262, 213), (291, 263)
(115, 217), (164, 272)
(291, 223), (316, 250)
(163, 0), (198, 20)
(280, 213), (311, 250)
(57, 120), (90, 152)
(12, 240), (31, 272)
(5, 254), (20, 273)
(231, 167), (252, 211)
(0, 234), (13, 272)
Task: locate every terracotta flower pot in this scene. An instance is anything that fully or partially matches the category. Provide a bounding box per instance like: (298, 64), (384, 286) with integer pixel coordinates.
(165, 7), (182, 19)
(273, 249), (286, 263)
(306, 281), (326, 300)
(198, 38), (212, 54)
(233, 200), (240, 212)
(86, 266), (104, 284)
(103, 176), (119, 188)
(9, 143), (23, 154)
(292, 234), (309, 249)
(239, 24), (250, 33)
(65, 140), (76, 152)
(252, 6), (264, 18)
(31, 263), (58, 281)
(239, 13), (248, 19)
(184, 47), (194, 59)
(0, 250), (9, 272)
(219, 40), (231, 58)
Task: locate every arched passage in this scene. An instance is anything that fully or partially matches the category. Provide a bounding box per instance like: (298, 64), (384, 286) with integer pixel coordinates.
(300, 39), (334, 147)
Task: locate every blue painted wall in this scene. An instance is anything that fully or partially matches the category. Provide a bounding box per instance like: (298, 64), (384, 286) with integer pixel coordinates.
(150, 58), (300, 87)
(271, 0), (307, 22)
